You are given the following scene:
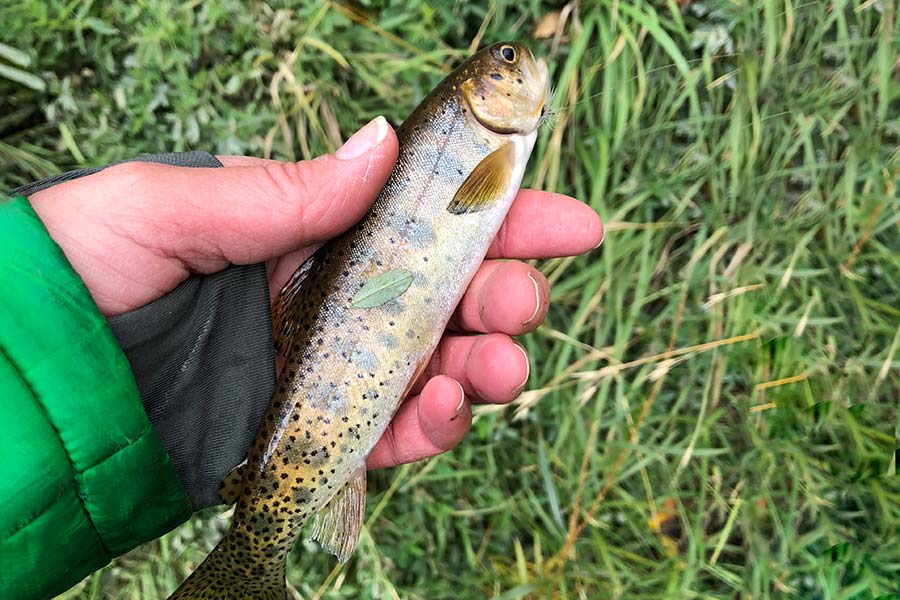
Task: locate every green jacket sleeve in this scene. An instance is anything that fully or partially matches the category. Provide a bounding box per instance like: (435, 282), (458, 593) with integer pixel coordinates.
(0, 196), (193, 599)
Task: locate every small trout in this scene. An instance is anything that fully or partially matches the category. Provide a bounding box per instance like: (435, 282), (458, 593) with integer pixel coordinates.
(169, 42), (549, 599)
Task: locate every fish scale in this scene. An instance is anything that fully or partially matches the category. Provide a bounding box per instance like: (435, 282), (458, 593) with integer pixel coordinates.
(168, 42), (549, 599)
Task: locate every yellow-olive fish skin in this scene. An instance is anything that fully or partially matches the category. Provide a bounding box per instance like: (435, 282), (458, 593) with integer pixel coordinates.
(169, 42), (549, 600)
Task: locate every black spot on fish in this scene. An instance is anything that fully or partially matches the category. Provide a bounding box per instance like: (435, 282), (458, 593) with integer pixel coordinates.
(490, 73), (502, 80)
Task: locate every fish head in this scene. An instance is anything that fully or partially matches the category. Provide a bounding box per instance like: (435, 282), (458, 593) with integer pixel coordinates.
(460, 42), (549, 136)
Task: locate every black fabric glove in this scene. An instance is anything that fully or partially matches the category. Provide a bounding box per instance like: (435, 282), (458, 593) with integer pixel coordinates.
(11, 152), (274, 509)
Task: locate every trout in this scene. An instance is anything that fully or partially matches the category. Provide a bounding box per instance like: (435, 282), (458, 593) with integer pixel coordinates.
(169, 42), (549, 599)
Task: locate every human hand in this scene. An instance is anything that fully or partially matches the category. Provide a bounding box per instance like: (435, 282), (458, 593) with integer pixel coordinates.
(27, 116), (602, 478)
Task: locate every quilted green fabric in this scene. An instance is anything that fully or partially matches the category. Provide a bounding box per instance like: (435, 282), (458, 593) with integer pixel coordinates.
(0, 196), (192, 599)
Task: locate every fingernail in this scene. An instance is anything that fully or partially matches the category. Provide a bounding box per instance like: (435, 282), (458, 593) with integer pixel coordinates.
(451, 380), (467, 421)
(592, 221), (606, 250)
(522, 273), (542, 327)
(512, 342), (530, 395)
(336, 115), (388, 160)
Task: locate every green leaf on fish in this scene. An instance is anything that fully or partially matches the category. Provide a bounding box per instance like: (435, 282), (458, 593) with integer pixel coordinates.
(352, 269), (413, 308)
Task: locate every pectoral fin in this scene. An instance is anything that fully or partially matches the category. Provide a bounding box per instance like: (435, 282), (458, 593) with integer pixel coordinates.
(271, 252), (317, 358)
(310, 467), (367, 562)
(447, 142), (514, 215)
(218, 460), (247, 505)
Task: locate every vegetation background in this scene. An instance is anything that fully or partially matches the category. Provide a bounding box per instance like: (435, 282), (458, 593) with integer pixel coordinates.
(3, 0), (899, 598)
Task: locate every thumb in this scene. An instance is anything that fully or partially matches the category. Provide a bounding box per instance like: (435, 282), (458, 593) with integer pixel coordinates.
(92, 115), (397, 268)
(155, 115), (395, 266)
(28, 116), (398, 314)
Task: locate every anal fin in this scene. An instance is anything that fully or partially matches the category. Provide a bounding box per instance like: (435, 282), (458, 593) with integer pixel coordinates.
(217, 459), (246, 505)
(310, 467), (367, 562)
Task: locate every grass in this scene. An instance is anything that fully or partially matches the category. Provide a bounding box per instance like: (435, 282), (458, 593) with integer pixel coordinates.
(3, 0), (900, 598)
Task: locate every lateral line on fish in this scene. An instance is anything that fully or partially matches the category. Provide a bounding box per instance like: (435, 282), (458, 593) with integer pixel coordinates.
(389, 99), (466, 259)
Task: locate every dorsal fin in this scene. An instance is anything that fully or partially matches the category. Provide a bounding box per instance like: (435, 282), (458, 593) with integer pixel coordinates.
(447, 142), (514, 215)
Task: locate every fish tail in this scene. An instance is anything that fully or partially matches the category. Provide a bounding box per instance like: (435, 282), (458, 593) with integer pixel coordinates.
(167, 537), (287, 600)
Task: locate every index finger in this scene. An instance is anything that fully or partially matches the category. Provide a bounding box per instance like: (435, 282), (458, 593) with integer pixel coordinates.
(487, 190), (604, 259)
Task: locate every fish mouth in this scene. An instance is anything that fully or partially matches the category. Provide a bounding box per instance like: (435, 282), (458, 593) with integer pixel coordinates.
(533, 57), (550, 121)
(518, 55), (549, 131)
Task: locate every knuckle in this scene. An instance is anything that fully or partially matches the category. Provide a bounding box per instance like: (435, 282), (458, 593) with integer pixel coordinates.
(382, 423), (406, 467)
(259, 162), (316, 215)
(425, 342), (443, 380)
(494, 220), (513, 255)
(260, 160), (347, 236)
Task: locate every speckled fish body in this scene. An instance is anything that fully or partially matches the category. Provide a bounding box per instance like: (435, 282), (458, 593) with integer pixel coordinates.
(169, 42), (549, 600)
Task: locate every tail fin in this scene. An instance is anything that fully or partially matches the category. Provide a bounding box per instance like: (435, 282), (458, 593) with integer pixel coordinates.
(167, 538), (287, 600)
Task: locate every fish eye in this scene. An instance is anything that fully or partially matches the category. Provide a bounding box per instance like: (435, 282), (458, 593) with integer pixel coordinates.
(499, 45), (516, 63)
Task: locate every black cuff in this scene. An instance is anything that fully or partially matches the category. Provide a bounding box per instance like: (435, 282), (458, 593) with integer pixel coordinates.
(11, 151), (274, 509)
